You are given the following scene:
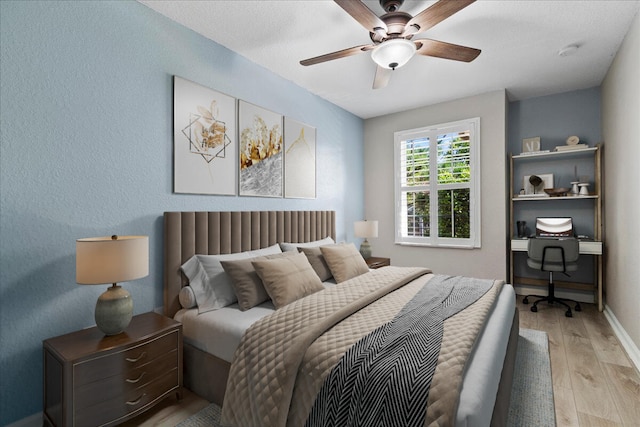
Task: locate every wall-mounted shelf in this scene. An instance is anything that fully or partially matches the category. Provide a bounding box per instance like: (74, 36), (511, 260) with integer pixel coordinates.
(512, 195), (598, 201)
(509, 144), (604, 310)
(512, 147), (597, 160)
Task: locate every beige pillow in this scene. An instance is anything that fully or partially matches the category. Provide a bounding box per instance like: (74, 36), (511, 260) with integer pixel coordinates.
(252, 252), (324, 309)
(220, 252), (296, 311)
(299, 246), (333, 281)
(320, 243), (370, 283)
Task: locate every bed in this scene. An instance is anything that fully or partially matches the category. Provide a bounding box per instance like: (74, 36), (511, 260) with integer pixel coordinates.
(164, 211), (519, 426)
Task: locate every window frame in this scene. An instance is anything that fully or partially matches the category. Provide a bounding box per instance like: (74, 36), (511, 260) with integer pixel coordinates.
(394, 117), (481, 249)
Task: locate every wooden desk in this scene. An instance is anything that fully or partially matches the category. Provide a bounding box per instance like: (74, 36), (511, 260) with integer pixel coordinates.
(510, 239), (604, 310)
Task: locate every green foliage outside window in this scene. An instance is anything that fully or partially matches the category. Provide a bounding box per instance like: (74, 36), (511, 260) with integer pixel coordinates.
(405, 133), (471, 239)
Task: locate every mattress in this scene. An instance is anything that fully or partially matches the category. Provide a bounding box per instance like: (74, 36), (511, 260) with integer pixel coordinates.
(176, 282), (515, 426)
(175, 281), (338, 363)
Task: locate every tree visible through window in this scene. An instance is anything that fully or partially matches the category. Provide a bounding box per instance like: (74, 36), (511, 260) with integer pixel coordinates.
(395, 118), (480, 248)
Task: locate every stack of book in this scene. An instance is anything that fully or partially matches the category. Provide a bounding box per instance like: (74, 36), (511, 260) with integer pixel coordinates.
(555, 144), (588, 151)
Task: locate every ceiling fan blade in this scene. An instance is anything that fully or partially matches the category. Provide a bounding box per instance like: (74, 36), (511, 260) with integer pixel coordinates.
(373, 66), (392, 89)
(415, 38), (480, 62)
(406, 0), (476, 34)
(300, 44), (375, 66)
(334, 0), (388, 35)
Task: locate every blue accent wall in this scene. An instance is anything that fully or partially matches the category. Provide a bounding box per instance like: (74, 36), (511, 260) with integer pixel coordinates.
(508, 88), (602, 287)
(508, 87), (601, 233)
(508, 87), (601, 154)
(0, 2), (363, 423)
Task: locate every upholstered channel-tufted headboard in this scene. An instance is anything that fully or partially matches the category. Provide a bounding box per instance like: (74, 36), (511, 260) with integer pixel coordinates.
(163, 211), (336, 317)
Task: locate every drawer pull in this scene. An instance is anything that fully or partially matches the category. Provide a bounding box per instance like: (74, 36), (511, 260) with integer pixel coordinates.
(125, 351), (146, 363)
(125, 372), (145, 384)
(126, 393), (146, 406)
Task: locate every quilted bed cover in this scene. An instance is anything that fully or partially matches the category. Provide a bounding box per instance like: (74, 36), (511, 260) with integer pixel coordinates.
(222, 267), (504, 427)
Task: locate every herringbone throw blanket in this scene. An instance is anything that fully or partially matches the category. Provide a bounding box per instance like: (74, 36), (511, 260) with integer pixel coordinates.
(305, 275), (494, 427)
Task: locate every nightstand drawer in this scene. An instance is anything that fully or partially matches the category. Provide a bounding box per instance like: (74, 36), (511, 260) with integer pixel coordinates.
(74, 330), (178, 386)
(74, 349), (178, 409)
(74, 369), (179, 427)
(43, 312), (182, 427)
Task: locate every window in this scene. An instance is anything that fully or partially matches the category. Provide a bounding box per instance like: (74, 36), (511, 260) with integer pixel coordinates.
(394, 118), (480, 248)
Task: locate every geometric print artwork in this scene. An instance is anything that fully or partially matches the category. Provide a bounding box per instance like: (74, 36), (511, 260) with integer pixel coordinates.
(173, 76), (237, 195)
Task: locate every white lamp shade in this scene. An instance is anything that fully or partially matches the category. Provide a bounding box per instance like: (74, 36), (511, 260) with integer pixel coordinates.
(371, 39), (416, 70)
(76, 235), (149, 284)
(354, 221), (379, 239)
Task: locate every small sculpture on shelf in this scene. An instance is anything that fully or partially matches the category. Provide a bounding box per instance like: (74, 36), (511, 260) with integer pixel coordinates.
(579, 183), (590, 196)
(570, 181), (580, 196)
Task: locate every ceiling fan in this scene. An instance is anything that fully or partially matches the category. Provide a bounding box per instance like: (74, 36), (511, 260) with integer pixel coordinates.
(300, 0), (481, 89)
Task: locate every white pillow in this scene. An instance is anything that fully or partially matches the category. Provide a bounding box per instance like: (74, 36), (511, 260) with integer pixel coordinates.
(178, 285), (197, 309)
(180, 243), (282, 313)
(280, 237), (335, 252)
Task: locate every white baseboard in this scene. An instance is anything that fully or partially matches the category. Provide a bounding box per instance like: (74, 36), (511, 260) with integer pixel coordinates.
(6, 412), (40, 427)
(604, 305), (640, 372)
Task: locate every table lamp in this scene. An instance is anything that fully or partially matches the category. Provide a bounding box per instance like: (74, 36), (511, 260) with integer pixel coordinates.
(354, 220), (378, 259)
(76, 235), (149, 335)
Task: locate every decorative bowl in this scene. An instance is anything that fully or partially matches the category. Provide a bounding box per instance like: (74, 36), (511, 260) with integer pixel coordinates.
(544, 187), (570, 197)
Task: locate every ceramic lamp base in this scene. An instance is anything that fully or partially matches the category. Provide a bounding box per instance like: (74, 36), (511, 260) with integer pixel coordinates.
(359, 239), (372, 259)
(95, 284), (133, 335)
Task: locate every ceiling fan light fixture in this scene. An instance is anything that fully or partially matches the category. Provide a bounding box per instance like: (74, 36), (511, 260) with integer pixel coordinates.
(371, 38), (416, 70)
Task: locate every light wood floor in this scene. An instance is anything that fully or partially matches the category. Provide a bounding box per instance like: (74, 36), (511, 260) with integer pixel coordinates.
(128, 299), (640, 427)
(517, 298), (640, 426)
(121, 388), (209, 427)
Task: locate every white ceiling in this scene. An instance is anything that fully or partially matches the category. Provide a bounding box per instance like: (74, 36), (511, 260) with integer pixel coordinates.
(140, 0), (639, 119)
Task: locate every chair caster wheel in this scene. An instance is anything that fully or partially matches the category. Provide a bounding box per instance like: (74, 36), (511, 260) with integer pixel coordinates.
(565, 310), (572, 317)
(575, 304), (581, 312)
(531, 305), (537, 313)
(523, 297), (529, 304)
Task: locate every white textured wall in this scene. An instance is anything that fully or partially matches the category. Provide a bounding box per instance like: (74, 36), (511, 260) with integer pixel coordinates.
(601, 11), (640, 350)
(363, 90), (508, 280)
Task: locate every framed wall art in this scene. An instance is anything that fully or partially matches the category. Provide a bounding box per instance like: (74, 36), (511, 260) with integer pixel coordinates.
(173, 76), (237, 195)
(284, 117), (316, 199)
(238, 100), (283, 197)
(522, 136), (541, 153)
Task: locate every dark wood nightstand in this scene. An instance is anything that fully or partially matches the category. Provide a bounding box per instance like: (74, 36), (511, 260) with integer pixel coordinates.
(365, 257), (390, 269)
(43, 312), (182, 427)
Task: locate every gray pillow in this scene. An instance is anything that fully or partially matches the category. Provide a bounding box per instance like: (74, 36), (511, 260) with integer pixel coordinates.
(299, 246), (333, 281)
(180, 243), (282, 313)
(320, 243), (370, 283)
(252, 252), (324, 309)
(221, 251), (297, 311)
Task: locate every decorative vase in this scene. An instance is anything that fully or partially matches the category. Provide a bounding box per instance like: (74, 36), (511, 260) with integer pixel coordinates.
(579, 183), (589, 196)
(517, 221), (527, 238)
(570, 181), (580, 196)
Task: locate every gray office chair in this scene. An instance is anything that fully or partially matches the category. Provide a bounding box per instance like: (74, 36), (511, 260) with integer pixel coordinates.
(522, 238), (582, 317)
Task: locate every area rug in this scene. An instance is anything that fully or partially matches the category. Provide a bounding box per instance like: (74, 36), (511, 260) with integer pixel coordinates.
(507, 328), (555, 426)
(178, 328), (555, 426)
